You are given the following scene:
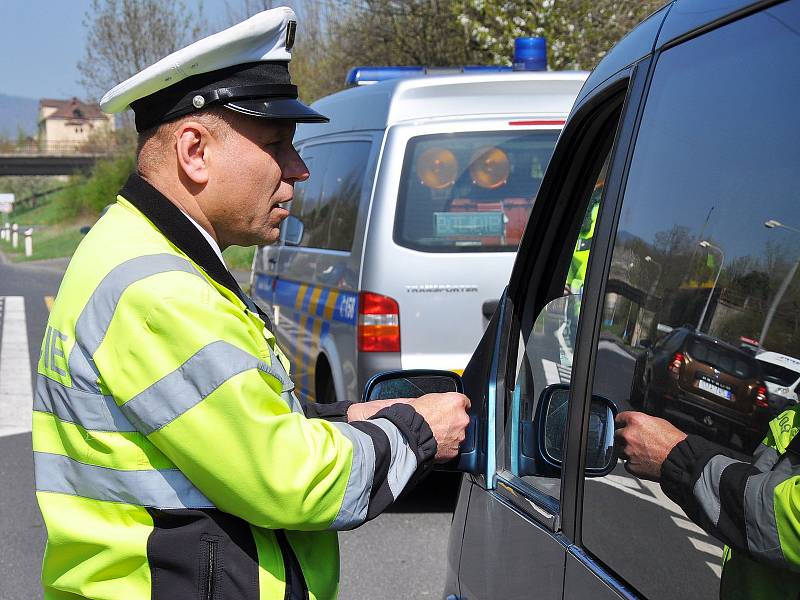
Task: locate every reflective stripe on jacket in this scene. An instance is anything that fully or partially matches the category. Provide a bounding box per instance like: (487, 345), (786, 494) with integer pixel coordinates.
(33, 174), (436, 599)
(661, 405), (800, 599)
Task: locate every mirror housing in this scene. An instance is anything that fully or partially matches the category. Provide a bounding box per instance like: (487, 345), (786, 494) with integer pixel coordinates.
(362, 369), (479, 474)
(516, 384), (617, 478)
(639, 338), (651, 349)
(282, 215), (304, 246)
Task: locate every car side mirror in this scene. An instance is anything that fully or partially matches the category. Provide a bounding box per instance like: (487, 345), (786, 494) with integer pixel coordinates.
(639, 338), (651, 349)
(517, 384), (617, 478)
(282, 215), (304, 246)
(362, 370), (478, 475)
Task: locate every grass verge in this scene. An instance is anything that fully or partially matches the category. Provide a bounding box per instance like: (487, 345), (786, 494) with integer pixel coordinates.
(222, 245), (256, 271)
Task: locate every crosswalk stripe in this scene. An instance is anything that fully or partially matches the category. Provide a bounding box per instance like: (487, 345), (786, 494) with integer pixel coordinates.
(688, 536), (723, 558)
(0, 296), (33, 436)
(671, 515), (707, 536)
(706, 561), (723, 578)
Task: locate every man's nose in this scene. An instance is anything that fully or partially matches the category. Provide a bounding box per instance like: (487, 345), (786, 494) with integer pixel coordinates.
(283, 147), (309, 183)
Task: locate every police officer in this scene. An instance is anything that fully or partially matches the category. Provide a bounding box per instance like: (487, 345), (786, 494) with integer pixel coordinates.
(33, 8), (470, 599)
(616, 407), (800, 598)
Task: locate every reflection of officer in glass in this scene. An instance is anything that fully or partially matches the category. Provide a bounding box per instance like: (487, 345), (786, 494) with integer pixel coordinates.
(616, 406), (800, 598)
(564, 184), (601, 342)
(567, 185), (601, 295)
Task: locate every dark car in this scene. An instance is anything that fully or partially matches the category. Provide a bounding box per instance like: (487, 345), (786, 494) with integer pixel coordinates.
(361, 1), (800, 598)
(632, 327), (769, 450)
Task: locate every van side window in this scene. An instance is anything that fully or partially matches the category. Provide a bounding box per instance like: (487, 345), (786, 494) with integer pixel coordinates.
(500, 152), (611, 505)
(582, 5), (800, 599)
(292, 141), (371, 251)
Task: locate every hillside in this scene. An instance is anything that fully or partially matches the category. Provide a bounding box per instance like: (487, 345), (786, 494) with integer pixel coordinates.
(0, 94), (39, 138)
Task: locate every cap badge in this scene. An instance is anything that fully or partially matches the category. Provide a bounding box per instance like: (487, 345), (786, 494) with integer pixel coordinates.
(192, 95), (205, 109)
(285, 20), (297, 50)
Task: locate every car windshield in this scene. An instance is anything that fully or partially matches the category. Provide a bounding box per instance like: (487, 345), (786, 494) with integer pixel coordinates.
(393, 130), (559, 253)
(688, 339), (755, 379)
(756, 360), (800, 387)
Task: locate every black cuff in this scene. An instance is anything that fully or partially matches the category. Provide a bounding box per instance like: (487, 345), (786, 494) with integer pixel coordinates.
(370, 404), (437, 465)
(661, 434), (737, 510)
(303, 400), (353, 422)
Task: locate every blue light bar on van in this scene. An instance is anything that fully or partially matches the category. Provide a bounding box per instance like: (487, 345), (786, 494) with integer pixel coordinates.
(513, 37), (547, 71)
(346, 66), (425, 86)
(345, 65), (514, 86)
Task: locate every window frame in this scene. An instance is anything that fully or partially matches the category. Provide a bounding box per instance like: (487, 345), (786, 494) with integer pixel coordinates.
(482, 63), (650, 534)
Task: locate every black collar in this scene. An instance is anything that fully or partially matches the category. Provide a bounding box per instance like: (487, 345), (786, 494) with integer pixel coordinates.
(120, 173), (261, 316)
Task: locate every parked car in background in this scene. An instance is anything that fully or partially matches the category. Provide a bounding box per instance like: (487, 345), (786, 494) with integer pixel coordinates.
(631, 326), (770, 450)
(756, 350), (800, 410)
(251, 64), (587, 405)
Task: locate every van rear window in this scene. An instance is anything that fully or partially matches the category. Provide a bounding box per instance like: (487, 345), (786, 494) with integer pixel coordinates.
(394, 131), (559, 252)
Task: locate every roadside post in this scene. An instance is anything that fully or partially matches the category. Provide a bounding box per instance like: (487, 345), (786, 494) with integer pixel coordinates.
(24, 229), (33, 257)
(11, 224), (18, 249)
(1, 223), (8, 242)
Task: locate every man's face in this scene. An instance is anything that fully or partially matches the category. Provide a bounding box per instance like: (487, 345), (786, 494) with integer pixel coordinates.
(205, 112), (309, 248)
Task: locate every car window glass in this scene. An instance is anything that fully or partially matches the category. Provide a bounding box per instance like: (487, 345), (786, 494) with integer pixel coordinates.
(501, 156), (610, 502)
(582, 5), (800, 599)
(292, 141), (370, 250)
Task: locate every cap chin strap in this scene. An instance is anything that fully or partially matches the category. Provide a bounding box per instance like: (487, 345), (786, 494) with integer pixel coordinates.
(160, 83), (299, 123)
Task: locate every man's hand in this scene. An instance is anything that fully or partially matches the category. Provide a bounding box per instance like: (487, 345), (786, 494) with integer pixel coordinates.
(347, 398), (409, 422)
(408, 392), (471, 462)
(614, 411), (687, 481)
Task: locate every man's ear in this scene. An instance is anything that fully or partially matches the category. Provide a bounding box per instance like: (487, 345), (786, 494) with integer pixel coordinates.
(175, 121), (211, 185)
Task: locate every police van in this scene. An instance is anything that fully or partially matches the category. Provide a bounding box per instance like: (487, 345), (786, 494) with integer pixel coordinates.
(251, 53), (587, 404)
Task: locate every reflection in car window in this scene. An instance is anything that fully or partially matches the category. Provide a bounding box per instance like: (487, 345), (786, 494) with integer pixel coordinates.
(582, 6), (800, 599)
(501, 155), (610, 502)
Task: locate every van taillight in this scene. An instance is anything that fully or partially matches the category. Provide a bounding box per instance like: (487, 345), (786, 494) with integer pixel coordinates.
(669, 352), (684, 379)
(755, 385), (769, 408)
(358, 292), (400, 352)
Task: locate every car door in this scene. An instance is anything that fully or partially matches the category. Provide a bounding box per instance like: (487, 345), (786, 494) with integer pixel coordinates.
(568, 2), (800, 597)
(451, 64), (641, 600)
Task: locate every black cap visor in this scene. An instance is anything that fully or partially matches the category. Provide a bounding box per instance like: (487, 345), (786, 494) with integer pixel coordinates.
(224, 98), (329, 123)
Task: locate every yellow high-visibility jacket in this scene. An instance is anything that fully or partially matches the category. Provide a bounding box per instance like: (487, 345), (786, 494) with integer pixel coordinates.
(661, 405), (800, 599)
(34, 174), (435, 600)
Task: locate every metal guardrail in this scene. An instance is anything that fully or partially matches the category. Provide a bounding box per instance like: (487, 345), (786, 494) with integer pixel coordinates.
(0, 140), (119, 155)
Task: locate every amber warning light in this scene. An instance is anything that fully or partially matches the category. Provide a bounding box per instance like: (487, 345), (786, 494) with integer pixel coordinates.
(416, 147), (458, 189)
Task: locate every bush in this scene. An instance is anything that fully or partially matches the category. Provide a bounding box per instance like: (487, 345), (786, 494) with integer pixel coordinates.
(55, 151), (136, 219)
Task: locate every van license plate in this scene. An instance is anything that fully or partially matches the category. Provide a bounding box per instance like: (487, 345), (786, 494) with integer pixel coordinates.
(696, 378), (732, 400)
(434, 211), (504, 237)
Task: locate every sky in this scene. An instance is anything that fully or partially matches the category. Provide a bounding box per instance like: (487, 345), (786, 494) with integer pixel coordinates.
(0, 0), (233, 101)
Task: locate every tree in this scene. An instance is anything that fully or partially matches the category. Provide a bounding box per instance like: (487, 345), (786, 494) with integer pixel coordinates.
(457, 0), (663, 71)
(78, 0), (207, 105)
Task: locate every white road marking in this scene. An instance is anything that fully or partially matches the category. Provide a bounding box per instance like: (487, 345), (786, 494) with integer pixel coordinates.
(542, 359), (561, 385)
(689, 536), (724, 558)
(554, 322), (573, 366)
(671, 515), (707, 536)
(0, 296), (33, 436)
(605, 474), (643, 491)
(593, 469), (725, 578)
(706, 561), (723, 578)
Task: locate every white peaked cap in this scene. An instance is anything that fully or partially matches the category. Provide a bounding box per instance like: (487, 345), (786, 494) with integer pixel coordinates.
(100, 7), (296, 113)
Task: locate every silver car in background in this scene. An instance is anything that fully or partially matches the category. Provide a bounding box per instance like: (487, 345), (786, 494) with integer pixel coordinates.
(251, 70), (587, 404)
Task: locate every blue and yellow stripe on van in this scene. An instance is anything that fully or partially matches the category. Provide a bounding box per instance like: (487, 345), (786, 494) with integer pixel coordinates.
(253, 274), (358, 401)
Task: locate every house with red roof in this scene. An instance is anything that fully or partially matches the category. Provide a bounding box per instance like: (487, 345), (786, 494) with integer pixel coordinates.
(37, 98), (115, 151)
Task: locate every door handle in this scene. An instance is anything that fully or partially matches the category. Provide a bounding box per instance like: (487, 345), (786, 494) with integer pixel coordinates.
(268, 257), (277, 265)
